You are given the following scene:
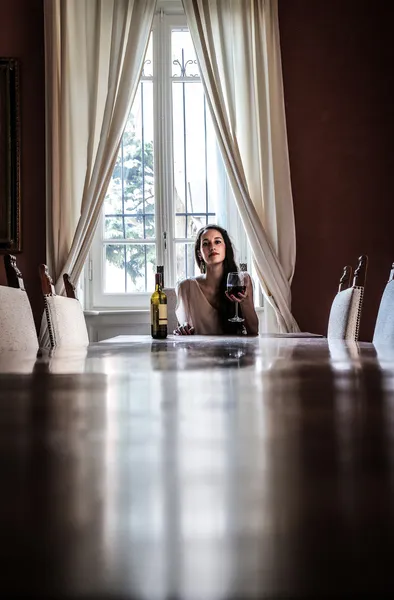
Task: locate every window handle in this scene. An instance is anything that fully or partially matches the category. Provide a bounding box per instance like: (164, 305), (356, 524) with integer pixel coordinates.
(163, 231), (167, 250)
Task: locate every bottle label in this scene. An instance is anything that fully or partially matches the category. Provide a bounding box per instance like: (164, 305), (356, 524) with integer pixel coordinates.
(159, 304), (167, 324)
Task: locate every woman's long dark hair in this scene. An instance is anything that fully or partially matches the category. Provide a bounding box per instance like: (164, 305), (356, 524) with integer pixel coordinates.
(194, 224), (243, 334)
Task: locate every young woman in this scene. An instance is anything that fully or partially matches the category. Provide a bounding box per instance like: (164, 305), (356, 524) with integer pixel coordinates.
(174, 224), (259, 336)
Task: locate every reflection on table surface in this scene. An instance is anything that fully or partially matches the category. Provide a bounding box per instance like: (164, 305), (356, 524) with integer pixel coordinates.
(1, 335), (394, 598)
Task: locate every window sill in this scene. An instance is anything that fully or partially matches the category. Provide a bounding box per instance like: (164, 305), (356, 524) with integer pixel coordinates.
(85, 306), (264, 316)
(84, 309), (150, 342)
(84, 309), (149, 317)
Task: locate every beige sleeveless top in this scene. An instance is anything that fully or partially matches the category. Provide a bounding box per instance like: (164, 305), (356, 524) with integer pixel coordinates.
(175, 278), (223, 335)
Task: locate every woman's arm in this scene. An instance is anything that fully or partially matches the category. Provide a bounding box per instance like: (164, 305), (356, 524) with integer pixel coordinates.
(174, 279), (195, 335)
(241, 297), (259, 336)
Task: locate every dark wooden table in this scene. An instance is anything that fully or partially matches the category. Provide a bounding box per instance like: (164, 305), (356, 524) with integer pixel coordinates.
(1, 334), (394, 599)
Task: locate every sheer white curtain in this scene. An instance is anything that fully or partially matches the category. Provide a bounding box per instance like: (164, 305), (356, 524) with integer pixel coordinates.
(182, 0), (299, 332)
(43, 0), (156, 293)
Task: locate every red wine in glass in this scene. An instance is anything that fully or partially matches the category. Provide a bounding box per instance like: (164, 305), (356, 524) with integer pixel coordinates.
(227, 285), (246, 297)
(226, 272), (247, 322)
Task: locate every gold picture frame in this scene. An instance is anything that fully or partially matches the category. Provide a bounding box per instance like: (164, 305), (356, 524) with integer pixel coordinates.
(0, 58), (21, 253)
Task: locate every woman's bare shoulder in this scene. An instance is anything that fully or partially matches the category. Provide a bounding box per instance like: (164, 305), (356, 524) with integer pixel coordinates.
(178, 276), (204, 285)
(176, 277), (196, 292)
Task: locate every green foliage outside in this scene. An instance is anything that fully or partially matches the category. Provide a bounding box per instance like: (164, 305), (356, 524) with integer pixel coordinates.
(104, 116), (156, 291)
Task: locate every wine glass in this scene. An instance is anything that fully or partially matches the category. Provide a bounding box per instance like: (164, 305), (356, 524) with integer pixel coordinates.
(227, 271), (246, 322)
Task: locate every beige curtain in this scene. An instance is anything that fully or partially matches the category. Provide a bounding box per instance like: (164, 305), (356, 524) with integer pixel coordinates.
(182, 0), (299, 333)
(44, 0), (156, 293)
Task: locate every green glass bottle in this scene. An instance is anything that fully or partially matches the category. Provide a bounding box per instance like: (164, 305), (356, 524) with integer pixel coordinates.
(150, 273), (168, 339)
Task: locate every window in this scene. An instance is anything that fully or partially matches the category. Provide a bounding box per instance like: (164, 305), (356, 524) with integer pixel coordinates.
(87, 7), (252, 310)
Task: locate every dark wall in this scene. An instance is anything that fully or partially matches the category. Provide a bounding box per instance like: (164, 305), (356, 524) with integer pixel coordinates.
(0, 0), (392, 340)
(0, 0), (45, 329)
(279, 0), (394, 340)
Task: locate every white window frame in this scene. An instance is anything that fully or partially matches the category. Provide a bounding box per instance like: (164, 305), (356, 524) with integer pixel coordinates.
(85, 3), (256, 312)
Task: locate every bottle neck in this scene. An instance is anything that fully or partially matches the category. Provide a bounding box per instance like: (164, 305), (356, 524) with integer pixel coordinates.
(157, 266), (164, 288)
(155, 273), (162, 291)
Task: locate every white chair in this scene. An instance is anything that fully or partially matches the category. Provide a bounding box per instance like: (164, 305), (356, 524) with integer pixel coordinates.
(327, 255), (368, 341)
(0, 255), (39, 352)
(373, 263), (394, 346)
(163, 287), (178, 333)
(39, 265), (89, 348)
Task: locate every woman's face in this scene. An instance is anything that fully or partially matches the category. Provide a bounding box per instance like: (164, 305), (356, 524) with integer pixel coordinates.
(199, 229), (226, 268)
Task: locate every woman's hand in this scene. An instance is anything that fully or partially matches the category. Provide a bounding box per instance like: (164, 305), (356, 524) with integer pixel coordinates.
(173, 322), (195, 335)
(225, 274), (252, 304)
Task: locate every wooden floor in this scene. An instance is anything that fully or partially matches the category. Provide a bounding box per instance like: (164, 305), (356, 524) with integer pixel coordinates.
(1, 334), (394, 598)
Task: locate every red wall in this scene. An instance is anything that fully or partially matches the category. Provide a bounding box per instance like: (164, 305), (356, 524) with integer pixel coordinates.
(0, 0), (45, 329)
(279, 0), (394, 340)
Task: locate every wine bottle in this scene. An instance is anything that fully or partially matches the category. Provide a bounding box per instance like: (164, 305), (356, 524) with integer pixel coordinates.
(151, 273), (168, 339)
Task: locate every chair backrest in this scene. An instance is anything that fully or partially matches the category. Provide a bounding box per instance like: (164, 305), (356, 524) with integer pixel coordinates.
(0, 256), (39, 352)
(372, 263), (394, 346)
(4, 254), (26, 290)
(327, 255), (368, 341)
(39, 264), (89, 348)
(63, 273), (77, 299)
(163, 287), (178, 333)
(40, 264), (56, 295)
(338, 265), (352, 292)
(352, 254), (368, 288)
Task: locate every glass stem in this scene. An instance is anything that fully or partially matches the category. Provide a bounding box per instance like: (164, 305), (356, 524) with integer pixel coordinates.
(235, 303), (239, 319)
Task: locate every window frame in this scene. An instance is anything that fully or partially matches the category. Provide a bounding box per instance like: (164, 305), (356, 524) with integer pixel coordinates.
(86, 6), (257, 311)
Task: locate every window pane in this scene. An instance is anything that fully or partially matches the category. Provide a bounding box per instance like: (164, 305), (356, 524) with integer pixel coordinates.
(104, 182), (123, 214)
(104, 217), (124, 240)
(123, 82), (154, 217)
(175, 242), (197, 283)
(175, 215), (207, 240)
(171, 27), (216, 254)
(125, 216), (144, 239)
(184, 84), (207, 214)
(206, 114), (222, 215)
(104, 245), (127, 293)
(173, 83), (186, 211)
(172, 29), (199, 78)
(124, 215), (155, 239)
(104, 243), (156, 293)
(186, 215), (205, 238)
(144, 215), (155, 238)
(126, 244), (156, 292)
(172, 83), (212, 216)
(175, 215), (186, 238)
(104, 80), (155, 242)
